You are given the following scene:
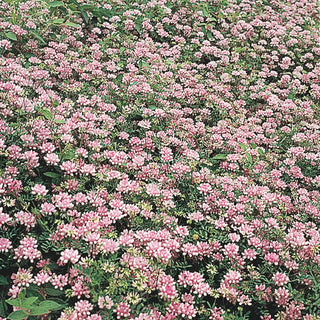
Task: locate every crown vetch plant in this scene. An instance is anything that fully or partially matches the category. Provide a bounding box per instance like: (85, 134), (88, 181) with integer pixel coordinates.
(0, 0), (320, 319)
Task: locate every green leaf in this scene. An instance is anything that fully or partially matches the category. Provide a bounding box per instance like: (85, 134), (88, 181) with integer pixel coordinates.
(24, 52), (37, 58)
(288, 91), (295, 99)
(80, 4), (95, 11)
(44, 172), (60, 178)
(6, 298), (21, 307)
(26, 287), (44, 301)
(64, 22), (81, 28)
(21, 297), (38, 308)
(69, 0), (80, 6)
(257, 148), (265, 156)
(31, 31), (46, 44)
(239, 143), (247, 151)
(29, 307), (50, 316)
(54, 119), (66, 124)
(139, 60), (149, 68)
(7, 310), (28, 320)
(202, 4), (210, 17)
(212, 154), (227, 160)
(48, 0), (64, 7)
(115, 73), (123, 83)
(119, 47), (126, 54)
(50, 98), (59, 107)
(52, 18), (65, 24)
(135, 22), (142, 33)
(37, 107), (53, 120)
(246, 153), (253, 163)
(0, 275), (8, 285)
(18, 289), (26, 300)
(46, 297), (67, 307)
(0, 299), (7, 317)
(67, 3), (77, 10)
(44, 287), (64, 296)
(80, 9), (89, 24)
(5, 32), (17, 41)
(39, 300), (63, 311)
(62, 150), (75, 160)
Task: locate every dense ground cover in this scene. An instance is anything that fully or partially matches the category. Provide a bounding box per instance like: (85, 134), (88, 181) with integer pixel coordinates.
(0, 0), (320, 319)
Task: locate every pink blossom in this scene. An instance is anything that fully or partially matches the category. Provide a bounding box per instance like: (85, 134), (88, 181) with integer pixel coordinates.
(14, 237), (41, 263)
(44, 153), (60, 165)
(100, 239), (119, 253)
(115, 302), (130, 319)
(98, 295), (114, 309)
(274, 287), (290, 307)
(59, 248), (80, 264)
(0, 237), (12, 252)
(272, 272), (289, 286)
(14, 211), (36, 230)
(146, 183), (161, 196)
(31, 184), (48, 196)
(264, 253), (280, 265)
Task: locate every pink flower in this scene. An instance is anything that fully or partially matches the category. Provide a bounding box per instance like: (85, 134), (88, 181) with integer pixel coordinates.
(41, 202), (56, 215)
(60, 161), (77, 175)
(193, 282), (211, 297)
(80, 163), (96, 175)
(115, 302), (130, 319)
(23, 150), (39, 168)
(100, 239), (119, 253)
(272, 273), (289, 286)
(14, 237), (41, 263)
(159, 284), (178, 300)
(210, 307), (225, 320)
(265, 252), (279, 265)
(243, 248), (257, 260)
(71, 280), (90, 299)
(31, 184), (48, 196)
(34, 271), (51, 285)
(0, 40), (12, 50)
(0, 209), (12, 228)
(224, 270), (242, 285)
(88, 315), (102, 320)
(178, 303), (197, 319)
(52, 192), (74, 211)
(14, 211), (36, 230)
(274, 287), (290, 307)
(59, 249), (80, 264)
(146, 183), (161, 196)
(11, 268), (33, 287)
(223, 243), (239, 258)
(182, 294), (194, 304)
(198, 183), (212, 194)
(98, 295), (114, 309)
(138, 120), (151, 129)
(132, 155), (145, 166)
(51, 273), (68, 289)
(74, 300), (93, 319)
(44, 153), (60, 165)
(161, 147), (173, 161)
(228, 233), (240, 242)
(0, 237), (12, 252)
